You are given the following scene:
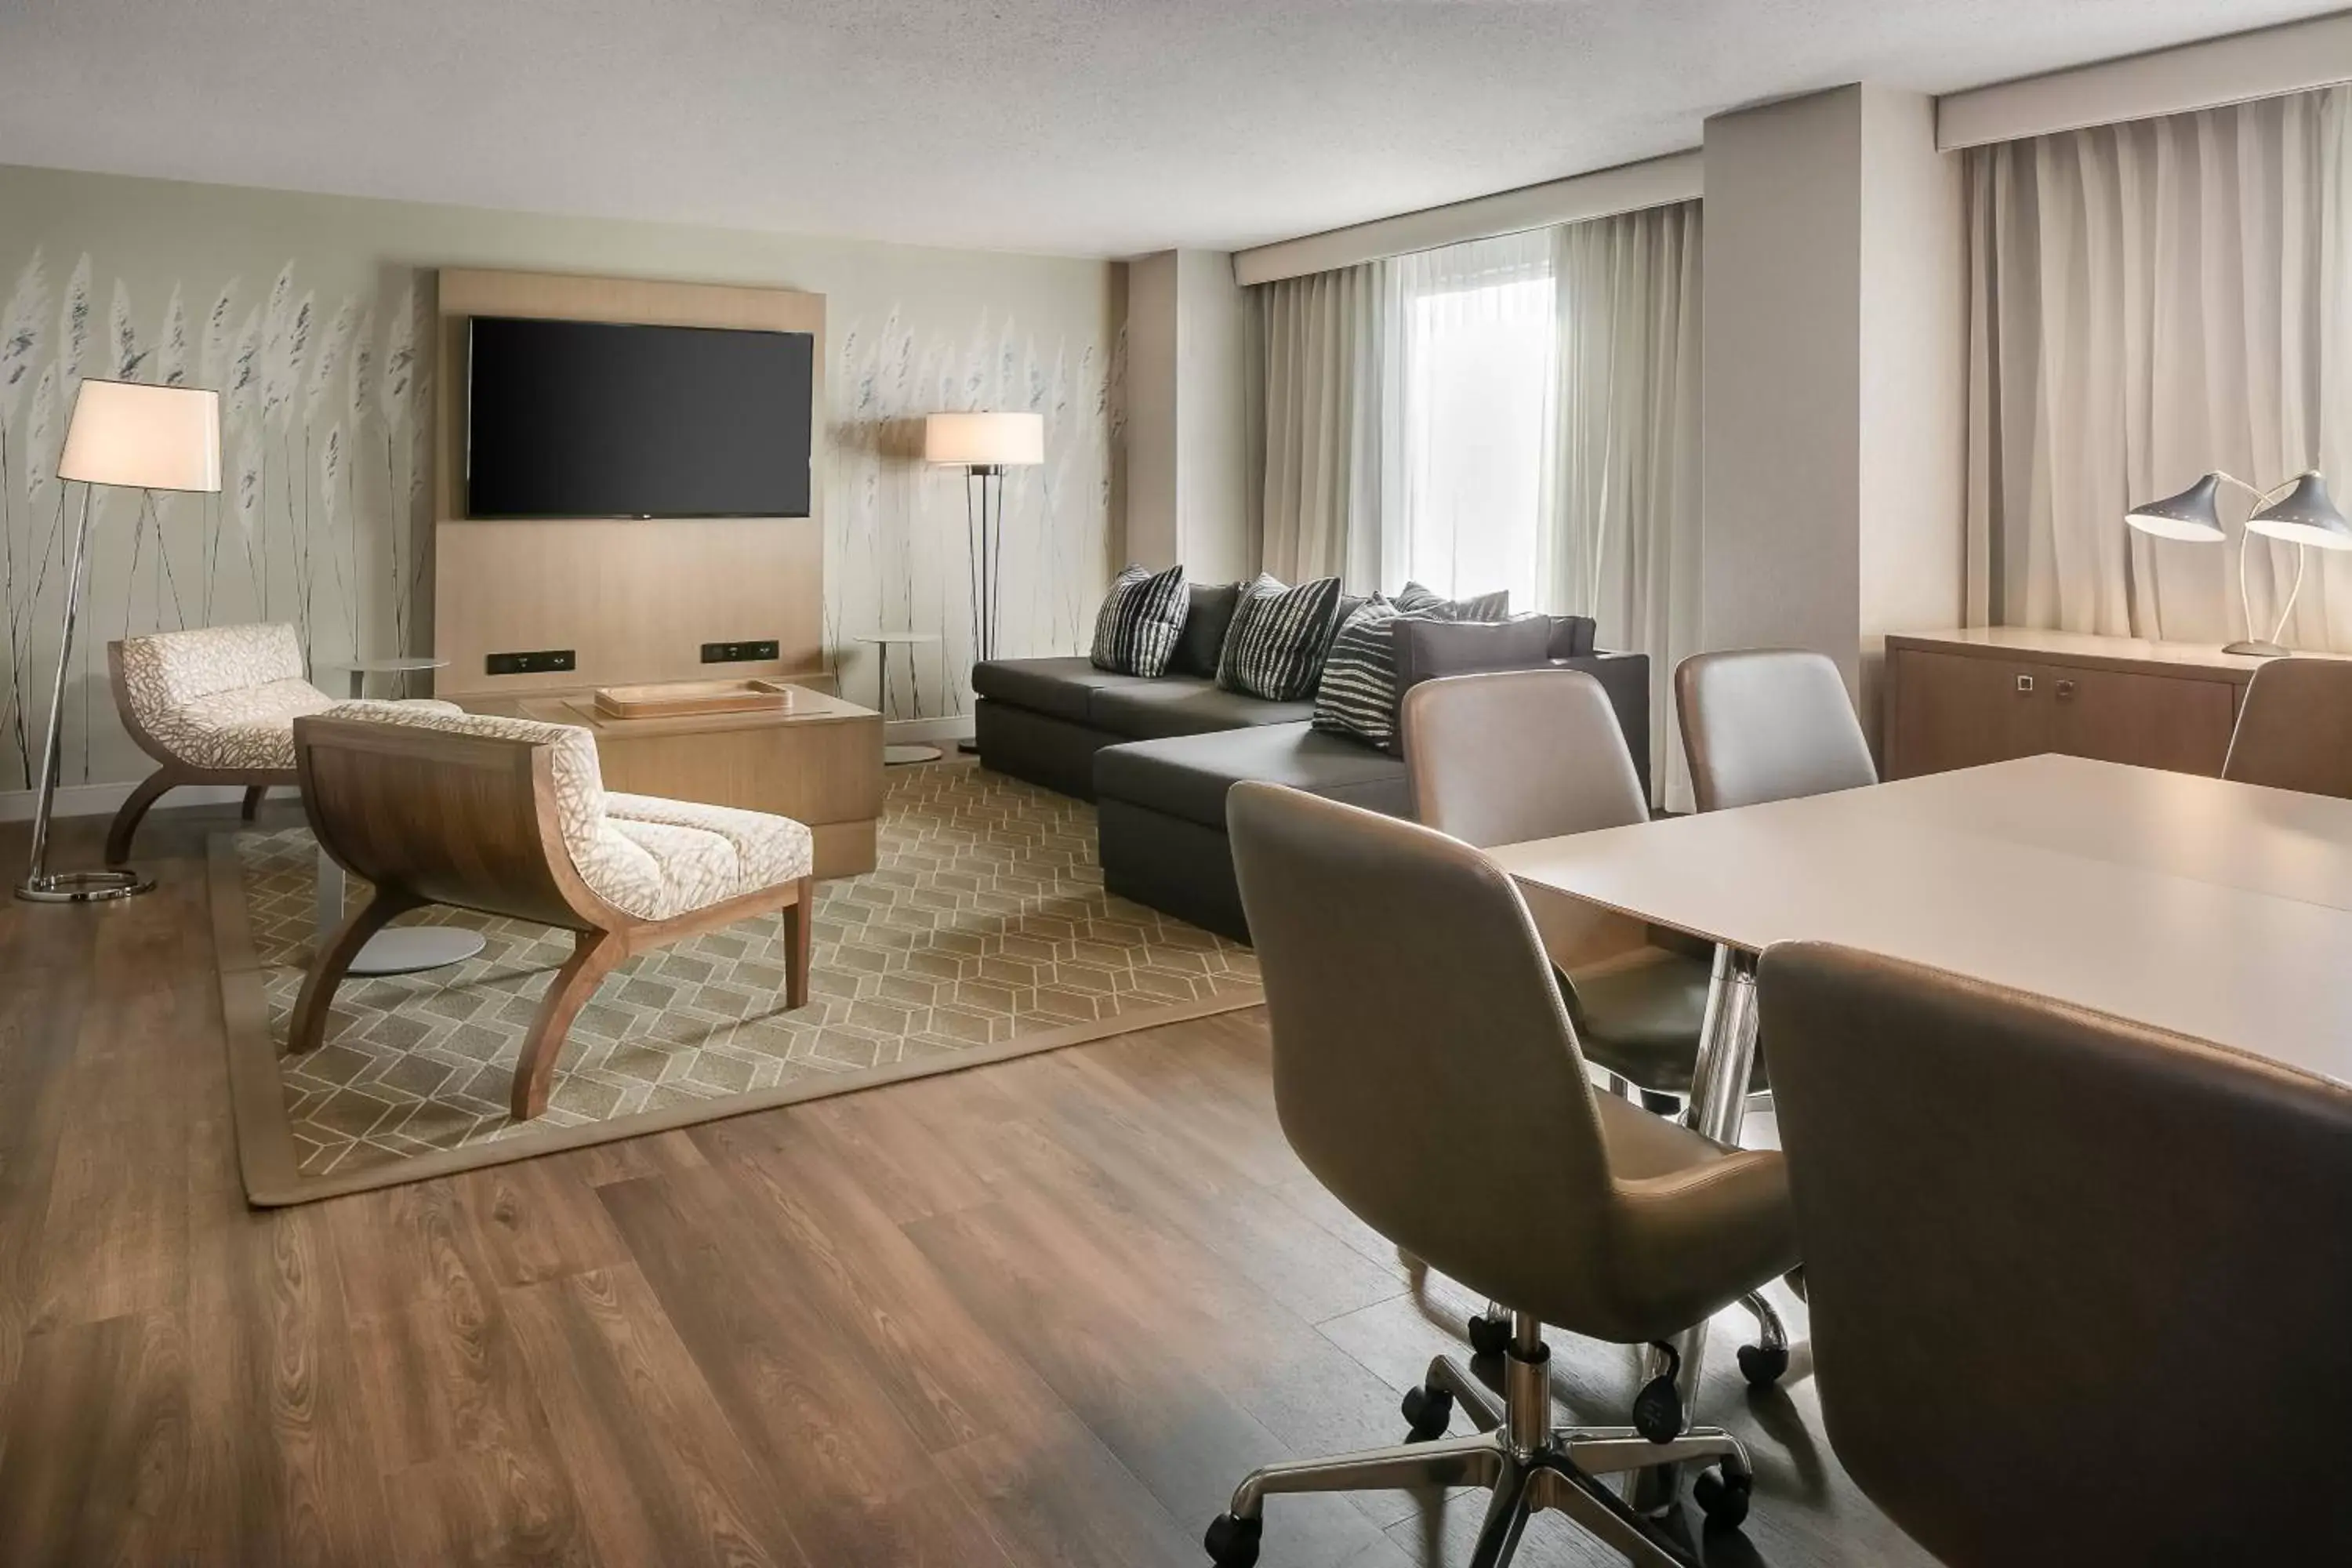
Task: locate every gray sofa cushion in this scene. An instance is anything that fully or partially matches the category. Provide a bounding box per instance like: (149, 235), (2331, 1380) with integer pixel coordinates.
(1087, 682), (1316, 739)
(971, 657), (1160, 724)
(1171, 582), (1242, 677)
(1094, 722), (1410, 831)
(1392, 615), (1558, 691)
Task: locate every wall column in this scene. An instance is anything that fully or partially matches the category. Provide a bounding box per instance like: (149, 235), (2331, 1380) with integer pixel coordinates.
(1700, 85), (1965, 750)
(1122, 250), (1250, 580)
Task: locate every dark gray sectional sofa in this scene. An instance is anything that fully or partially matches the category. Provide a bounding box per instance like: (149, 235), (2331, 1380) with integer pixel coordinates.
(974, 626), (1650, 941)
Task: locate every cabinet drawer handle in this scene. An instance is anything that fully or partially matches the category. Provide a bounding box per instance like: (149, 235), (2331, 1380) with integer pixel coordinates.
(2015, 674), (2034, 693)
(2056, 679), (2077, 700)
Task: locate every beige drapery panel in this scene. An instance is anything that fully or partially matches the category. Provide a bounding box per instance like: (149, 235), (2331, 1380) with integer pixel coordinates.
(1547, 201), (1704, 809)
(1247, 262), (1392, 590)
(1966, 88), (2352, 650)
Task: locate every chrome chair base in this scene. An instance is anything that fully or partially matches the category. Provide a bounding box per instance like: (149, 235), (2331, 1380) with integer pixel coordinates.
(1473, 1287), (1790, 1388)
(1206, 1317), (1751, 1568)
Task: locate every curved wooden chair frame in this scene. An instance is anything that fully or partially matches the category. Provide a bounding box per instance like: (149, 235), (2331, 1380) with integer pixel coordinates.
(104, 641), (287, 865)
(285, 714), (812, 1120)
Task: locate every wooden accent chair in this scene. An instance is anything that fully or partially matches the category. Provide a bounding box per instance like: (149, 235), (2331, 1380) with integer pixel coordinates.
(287, 702), (815, 1120)
(106, 622), (335, 865)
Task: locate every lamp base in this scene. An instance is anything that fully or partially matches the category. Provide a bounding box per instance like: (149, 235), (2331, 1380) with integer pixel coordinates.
(15, 867), (157, 905)
(2221, 640), (2291, 658)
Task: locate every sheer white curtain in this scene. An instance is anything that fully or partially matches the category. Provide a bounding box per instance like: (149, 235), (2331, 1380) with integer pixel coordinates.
(1548, 201), (1704, 808)
(1967, 87), (2352, 650)
(1388, 230), (1557, 605)
(1245, 212), (1706, 803)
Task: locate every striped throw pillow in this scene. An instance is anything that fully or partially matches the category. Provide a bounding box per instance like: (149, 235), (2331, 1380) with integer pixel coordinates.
(1089, 564), (1189, 676)
(1312, 596), (1417, 750)
(1216, 573), (1345, 701)
(1396, 582), (1511, 622)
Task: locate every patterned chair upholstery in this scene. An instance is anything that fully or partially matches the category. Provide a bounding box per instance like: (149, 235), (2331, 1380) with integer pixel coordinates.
(104, 623), (454, 866)
(287, 702), (818, 1118)
(320, 702), (815, 920)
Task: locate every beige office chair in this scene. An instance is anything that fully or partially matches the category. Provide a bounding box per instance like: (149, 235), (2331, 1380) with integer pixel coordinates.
(2222, 656), (2352, 797)
(1760, 942), (2352, 1567)
(1206, 782), (1798, 1568)
(1403, 668), (1788, 1384)
(1675, 648), (1878, 814)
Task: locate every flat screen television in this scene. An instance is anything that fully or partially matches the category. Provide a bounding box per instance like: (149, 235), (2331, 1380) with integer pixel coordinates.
(465, 316), (814, 519)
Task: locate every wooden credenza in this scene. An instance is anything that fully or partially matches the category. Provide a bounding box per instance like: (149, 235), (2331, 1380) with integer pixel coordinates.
(1882, 627), (2284, 781)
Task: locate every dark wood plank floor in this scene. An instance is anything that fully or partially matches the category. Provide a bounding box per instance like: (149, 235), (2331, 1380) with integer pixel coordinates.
(0, 800), (1933, 1567)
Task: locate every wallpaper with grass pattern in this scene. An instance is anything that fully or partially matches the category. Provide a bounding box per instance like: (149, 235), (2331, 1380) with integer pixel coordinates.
(0, 162), (1120, 793)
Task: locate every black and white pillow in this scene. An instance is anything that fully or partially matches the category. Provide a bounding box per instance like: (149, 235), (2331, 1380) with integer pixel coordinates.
(1089, 564), (1189, 677)
(1396, 581), (1511, 622)
(1216, 573), (1345, 701)
(1312, 596), (1414, 750)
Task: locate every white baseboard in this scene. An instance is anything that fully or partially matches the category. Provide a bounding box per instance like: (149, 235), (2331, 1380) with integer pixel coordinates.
(0, 779), (266, 822)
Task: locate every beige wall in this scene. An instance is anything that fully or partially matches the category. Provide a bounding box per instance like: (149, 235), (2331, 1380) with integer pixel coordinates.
(1700, 85), (1967, 746)
(1857, 86), (1967, 744)
(0, 163), (1120, 802)
(1121, 249), (1250, 581)
(1700, 88), (1866, 681)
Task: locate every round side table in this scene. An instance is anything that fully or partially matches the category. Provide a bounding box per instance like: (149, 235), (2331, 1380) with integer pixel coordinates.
(855, 632), (946, 765)
(318, 655), (488, 977)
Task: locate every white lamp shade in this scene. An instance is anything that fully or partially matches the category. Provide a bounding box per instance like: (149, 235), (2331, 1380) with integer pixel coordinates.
(58, 379), (222, 493)
(924, 411), (1044, 466)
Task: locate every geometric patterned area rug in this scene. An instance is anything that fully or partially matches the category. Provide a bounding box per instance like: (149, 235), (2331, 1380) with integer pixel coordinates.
(211, 762), (1261, 1205)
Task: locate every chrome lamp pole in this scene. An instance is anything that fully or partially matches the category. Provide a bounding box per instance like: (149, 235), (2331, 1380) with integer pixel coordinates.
(922, 412), (1044, 753)
(16, 380), (222, 905)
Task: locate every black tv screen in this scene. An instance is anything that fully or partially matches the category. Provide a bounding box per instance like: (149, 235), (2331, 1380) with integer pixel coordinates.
(465, 316), (813, 519)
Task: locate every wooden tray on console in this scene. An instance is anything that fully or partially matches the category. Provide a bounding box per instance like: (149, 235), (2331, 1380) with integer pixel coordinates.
(592, 679), (798, 720)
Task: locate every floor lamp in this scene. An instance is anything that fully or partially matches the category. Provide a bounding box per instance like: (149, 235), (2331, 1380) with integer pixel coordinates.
(2126, 469), (2352, 656)
(924, 411), (1044, 752)
(16, 379), (222, 904)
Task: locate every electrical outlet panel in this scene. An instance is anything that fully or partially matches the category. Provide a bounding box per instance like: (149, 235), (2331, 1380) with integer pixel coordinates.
(484, 648), (577, 677)
(701, 639), (781, 664)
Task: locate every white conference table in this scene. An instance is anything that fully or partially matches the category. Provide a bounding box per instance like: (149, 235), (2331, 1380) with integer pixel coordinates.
(1488, 751), (2352, 1437)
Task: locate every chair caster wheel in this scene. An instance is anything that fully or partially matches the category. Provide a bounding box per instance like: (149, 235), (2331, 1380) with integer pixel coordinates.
(1467, 1310), (1511, 1358)
(1632, 1342), (1684, 1443)
(1399, 1383), (1454, 1442)
(1203, 1512), (1262, 1566)
(1693, 1465), (1753, 1531)
(1737, 1341), (1789, 1386)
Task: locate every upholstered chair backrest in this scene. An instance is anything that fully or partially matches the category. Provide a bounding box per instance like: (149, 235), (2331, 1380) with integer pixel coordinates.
(1675, 648), (1878, 813)
(1402, 668), (1650, 848)
(117, 622), (307, 719)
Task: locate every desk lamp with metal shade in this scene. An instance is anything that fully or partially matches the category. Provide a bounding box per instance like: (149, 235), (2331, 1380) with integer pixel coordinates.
(17, 379), (222, 904)
(924, 411), (1044, 753)
(2125, 469), (2352, 656)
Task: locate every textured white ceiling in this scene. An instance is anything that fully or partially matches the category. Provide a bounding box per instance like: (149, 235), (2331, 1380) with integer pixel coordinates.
(0, 1), (2337, 257)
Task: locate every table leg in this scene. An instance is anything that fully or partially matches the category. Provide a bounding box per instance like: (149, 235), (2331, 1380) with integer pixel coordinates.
(314, 843), (486, 978)
(1628, 943), (1760, 1514)
(877, 639), (945, 766)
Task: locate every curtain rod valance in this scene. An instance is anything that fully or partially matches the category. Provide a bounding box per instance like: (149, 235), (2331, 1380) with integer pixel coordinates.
(1232, 151), (1701, 287)
(1936, 12), (2352, 151)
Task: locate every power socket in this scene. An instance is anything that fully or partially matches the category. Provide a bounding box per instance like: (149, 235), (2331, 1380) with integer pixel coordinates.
(701, 639), (780, 664)
(484, 648), (577, 677)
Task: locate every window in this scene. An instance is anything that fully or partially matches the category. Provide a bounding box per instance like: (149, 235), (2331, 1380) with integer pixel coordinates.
(1391, 231), (1555, 609)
